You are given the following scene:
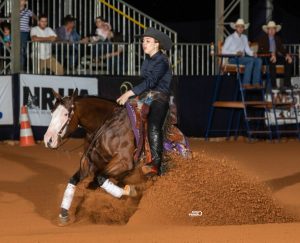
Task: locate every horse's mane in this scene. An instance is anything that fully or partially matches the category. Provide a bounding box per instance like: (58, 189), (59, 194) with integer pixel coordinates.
(54, 95), (117, 112)
(75, 95), (116, 103)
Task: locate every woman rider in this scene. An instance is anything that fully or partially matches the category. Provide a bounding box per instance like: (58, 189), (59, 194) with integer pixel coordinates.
(117, 27), (173, 176)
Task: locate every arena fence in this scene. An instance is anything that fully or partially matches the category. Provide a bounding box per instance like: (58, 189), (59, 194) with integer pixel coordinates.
(0, 0), (176, 43)
(21, 42), (300, 77)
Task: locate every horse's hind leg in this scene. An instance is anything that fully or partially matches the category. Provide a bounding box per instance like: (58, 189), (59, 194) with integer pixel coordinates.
(93, 172), (125, 198)
(93, 172), (136, 198)
(100, 154), (137, 197)
(58, 170), (81, 225)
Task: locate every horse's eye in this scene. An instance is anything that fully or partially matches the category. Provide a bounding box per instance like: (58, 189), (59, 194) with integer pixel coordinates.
(65, 113), (68, 117)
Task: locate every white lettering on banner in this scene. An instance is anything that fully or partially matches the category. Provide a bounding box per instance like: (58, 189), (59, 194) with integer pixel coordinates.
(266, 88), (300, 125)
(20, 74), (98, 126)
(0, 76), (14, 125)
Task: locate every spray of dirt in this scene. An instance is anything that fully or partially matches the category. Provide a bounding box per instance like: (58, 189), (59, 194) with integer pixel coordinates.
(66, 152), (296, 226)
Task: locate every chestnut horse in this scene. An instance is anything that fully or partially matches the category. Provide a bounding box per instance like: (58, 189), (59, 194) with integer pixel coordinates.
(44, 89), (138, 225)
(44, 89), (189, 225)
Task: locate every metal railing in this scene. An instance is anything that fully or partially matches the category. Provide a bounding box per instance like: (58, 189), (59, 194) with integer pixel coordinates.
(25, 41), (216, 76)
(284, 44), (300, 77)
(95, 0), (177, 44)
(3, 40), (299, 77)
(19, 0), (177, 47)
(26, 41), (130, 76)
(22, 41), (300, 77)
(1, 0), (178, 74)
(176, 43), (215, 76)
(0, 44), (11, 74)
(95, 0), (178, 73)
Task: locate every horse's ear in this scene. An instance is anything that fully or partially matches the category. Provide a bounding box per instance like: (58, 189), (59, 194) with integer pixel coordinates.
(52, 89), (62, 101)
(72, 88), (78, 98)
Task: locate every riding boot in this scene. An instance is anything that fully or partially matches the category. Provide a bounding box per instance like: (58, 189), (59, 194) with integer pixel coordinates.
(142, 99), (169, 176)
(146, 125), (163, 175)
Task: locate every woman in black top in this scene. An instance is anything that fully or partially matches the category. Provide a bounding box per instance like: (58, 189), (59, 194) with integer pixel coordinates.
(117, 27), (172, 176)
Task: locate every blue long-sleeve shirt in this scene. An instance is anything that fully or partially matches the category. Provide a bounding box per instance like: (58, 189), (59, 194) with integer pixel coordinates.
(132, 51), (172, 96)
(55, 26), (80, 43)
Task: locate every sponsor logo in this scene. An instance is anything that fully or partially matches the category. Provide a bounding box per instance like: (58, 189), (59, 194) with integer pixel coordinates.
(188, 211), (202, 217)
(23, 87), (89, 110)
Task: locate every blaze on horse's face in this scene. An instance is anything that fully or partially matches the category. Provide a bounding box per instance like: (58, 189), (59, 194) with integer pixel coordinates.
(44, 89), (78, 149)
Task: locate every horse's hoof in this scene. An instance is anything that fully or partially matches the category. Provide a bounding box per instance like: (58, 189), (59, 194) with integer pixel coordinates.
(123, 185), (138, 197)
(141, 165), (158, 177)
(57, 214), (74, 227)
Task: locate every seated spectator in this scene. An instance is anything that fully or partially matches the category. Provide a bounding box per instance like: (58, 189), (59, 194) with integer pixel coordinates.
(56, 15), (88, 69)
(257, 21), (293, 89)
(2, 23), (11, 47)
(87, 18), (114, 67)
(0, 22), (11, 73)
(30, 14), (64, 75)
(90, 17), (113, 43)
(222, 19), (262, 89)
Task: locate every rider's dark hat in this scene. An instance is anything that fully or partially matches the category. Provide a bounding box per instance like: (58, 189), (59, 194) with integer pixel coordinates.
(142, 27), (173, 51)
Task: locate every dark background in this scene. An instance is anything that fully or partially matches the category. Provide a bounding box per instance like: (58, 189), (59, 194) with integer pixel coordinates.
(128, 0), (300, 43)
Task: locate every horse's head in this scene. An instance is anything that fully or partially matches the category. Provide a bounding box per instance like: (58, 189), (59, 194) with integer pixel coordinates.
(44, 89), (79, 149)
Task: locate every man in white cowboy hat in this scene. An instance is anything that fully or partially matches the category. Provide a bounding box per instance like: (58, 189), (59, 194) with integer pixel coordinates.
(222, 18), (262, 89)
(257, 21), (293, 89)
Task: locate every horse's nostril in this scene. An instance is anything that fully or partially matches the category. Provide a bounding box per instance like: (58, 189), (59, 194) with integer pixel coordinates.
(47, 137), (53, 148)
(47, 142), (52, 148)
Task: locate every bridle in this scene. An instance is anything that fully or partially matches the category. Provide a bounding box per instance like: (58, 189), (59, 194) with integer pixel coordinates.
(57, 103), (75, 139)
(55, 102), (85, 152)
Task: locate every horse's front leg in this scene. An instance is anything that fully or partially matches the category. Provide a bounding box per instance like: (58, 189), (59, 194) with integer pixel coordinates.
(59, 170), (81, 225)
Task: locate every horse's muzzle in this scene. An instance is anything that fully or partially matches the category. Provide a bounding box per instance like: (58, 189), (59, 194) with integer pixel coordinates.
(46, 137), (53, 148)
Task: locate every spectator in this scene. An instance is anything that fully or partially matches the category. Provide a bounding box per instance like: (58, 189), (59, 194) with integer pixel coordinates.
(56, 15), (88, 69)
(89, 17), (115, 61)
(2, 23), (11, 47)
(0, 22), (11, 73)
(30, 14), (64, 75)
(222, 19), (262, 89)
(257, 21), (293, 89)
(20, 0), (36, 69)
(90, 17), (113, 43)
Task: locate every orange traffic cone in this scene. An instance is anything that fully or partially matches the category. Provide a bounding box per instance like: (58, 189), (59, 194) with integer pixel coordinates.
(20, 105), (35, 147)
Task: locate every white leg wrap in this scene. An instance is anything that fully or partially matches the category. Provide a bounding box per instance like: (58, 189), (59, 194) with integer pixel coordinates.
(100, 179), (124, 198)
(61, 183), (76, 210)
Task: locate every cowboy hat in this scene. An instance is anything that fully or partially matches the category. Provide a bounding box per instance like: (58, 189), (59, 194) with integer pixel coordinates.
(142, 27), (173, 51)
(262, 21), (282, 33)
(230, 19), (250, 30)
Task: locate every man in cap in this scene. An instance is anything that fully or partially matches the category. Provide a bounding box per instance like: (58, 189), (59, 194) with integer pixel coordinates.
(116, 27), (172, 176)
(222, 19), (262, 89)
(257, 21), (293, 89)
(56, 15), (88, 69)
